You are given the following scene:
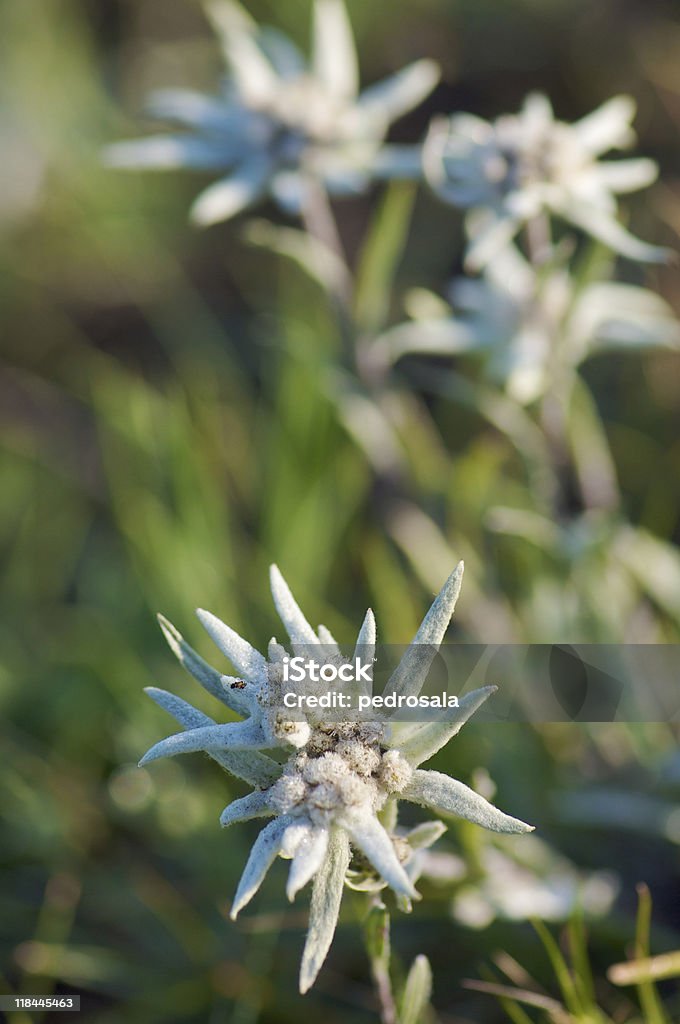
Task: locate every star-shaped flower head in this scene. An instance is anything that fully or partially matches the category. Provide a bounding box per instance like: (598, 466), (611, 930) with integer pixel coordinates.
(373, 243), (680, 403)
(424, 93), (667, 269)
(141, 562), (533, 993)
(105, 0), (439, 225)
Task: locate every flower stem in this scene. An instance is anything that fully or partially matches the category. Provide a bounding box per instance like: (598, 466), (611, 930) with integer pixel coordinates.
(525, 211), (552, 268)
(300, 176), (352, 305)
(363, 898), (398, 1024)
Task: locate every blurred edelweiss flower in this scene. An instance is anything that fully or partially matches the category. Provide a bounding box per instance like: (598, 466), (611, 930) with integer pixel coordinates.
(105, 0), (439, 224)
(451, 833), (618, 929)
(140, 563), (533, 992)
(375, 244), (680, 404)
(424, 92), (667, 268)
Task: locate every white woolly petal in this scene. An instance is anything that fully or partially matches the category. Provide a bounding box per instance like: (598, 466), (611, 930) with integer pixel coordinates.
(144, 686), (208, 728)
(341, 810), (419, 900)
(205, 0), (278, 106)
(317, 624), (340, 652)
(230, 816), (292, 919)
(142, 687), (280, 788)
(263, 712), (312, 750)
(103, 135), (228, 171)
(144, 88), (237, 131)
(403, 820), (447, 850)
(312, 0), (358, 100)
(299, 829), (351, 994)
(280, 820), (313, 859)
(190, 158), (271, 226)
(358, 60), (440, 127)
(557, 199), (669, 264)
(220, 790), (274, 828)
(464, 211), (523, 271)
(402, 769), (534, 834)
(372, 144), (427, 181)
(269, 564), (319, 646)
(138, 719), (269, 766)
(572, 95), (636, 155)
(196, 608), (268, 686)
(157, 614), (252, 715)
(268, 637), (288, 663)
(384, 562), (464, 701)
(387, 686), (497, 766)
(286, 827), (330, 901)
(353, 608), (376, 664)
(588, 157), (658, 194)
(258, 27), (305, 79)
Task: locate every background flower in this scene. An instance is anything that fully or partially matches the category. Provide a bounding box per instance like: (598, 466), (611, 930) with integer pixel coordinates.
(424, 93), (667, 267)
(374, 243), (679, 403)
(104, 0), (439, 224)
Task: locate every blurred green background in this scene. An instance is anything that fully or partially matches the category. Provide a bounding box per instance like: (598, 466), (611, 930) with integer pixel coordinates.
(1, 1), (679, 1021)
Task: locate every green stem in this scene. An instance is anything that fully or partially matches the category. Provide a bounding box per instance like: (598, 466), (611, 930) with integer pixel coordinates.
(363, 898), (398, 1024)
(299, 175), (357, 368)
(523, 212), (577, 520)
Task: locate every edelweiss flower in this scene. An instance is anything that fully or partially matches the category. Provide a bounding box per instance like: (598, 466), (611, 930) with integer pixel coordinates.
(141, 563), (533, 992)
(105, 0), (439, 225)
(374, 244), (679, 403)
(424, 93), (666, 268)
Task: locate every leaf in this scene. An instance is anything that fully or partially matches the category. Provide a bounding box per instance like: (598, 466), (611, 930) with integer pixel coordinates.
(463, 980), (572, 1024)
(608, 951), (680, 986)
(614, 525), (680, 621)
(630, 883), (671, 1024)
(531, 919), (584, 1017)
(566, 376), (619, 512)
(485, 507), (561, 552)
(354, 181), (417, 334)
(400, 955), (433, 1024)
(363, 902), (390, 969)
(374, 319), (481, 365)
(566, 906), (596, 1009)
(243, 219), (349, 296)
